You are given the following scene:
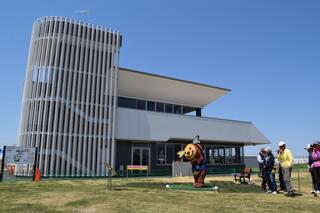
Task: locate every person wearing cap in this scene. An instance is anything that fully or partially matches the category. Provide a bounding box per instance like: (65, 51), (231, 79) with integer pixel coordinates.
(263, 147), (277, 194)
(311, 141), (320, 196)
(257, 148), (267, 191)
(277, 141), (294, 197)
(305, 144), (316, 194)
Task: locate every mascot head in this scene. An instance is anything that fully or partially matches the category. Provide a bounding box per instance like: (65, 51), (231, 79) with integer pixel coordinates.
(177, 144), (197, 161)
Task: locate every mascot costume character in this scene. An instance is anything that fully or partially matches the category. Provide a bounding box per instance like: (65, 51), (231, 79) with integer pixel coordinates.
(177, 136), (207, 188)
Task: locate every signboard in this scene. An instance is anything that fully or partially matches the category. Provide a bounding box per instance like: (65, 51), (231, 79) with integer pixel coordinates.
(4, 146), (36, 164)
(127, 165), (148, 171)
(126, 165), (149, 178)
(0, 147), (3, 159)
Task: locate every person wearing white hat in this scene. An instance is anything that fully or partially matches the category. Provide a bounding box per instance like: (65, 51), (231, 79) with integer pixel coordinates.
(277, 141), (294, 197)
(305, 144), (316, 194)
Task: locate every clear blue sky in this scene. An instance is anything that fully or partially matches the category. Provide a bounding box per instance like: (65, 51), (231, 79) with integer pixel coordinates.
(0, 0), (319, 156)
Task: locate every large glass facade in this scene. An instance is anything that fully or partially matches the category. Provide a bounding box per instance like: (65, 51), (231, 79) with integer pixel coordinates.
(205, 145), (243, 164)
(156, 143), (243, 165)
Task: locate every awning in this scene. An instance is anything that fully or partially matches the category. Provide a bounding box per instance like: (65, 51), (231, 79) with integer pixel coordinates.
(118, 67), (230, 108)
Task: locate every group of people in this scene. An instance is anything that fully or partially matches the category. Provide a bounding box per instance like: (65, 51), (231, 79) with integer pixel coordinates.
(257, 140), (320, 197)
(257, 141), (294, 197)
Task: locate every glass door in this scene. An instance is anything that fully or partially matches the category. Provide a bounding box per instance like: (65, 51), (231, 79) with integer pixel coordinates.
(131, 147), (150, 175)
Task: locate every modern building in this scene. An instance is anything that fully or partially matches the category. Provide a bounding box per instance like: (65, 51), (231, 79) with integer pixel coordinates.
(18, 17), (270, 177)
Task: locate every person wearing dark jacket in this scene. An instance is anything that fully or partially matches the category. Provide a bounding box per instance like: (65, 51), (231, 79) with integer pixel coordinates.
(257, 148), (267, 191)
(264, 147), (277, 194)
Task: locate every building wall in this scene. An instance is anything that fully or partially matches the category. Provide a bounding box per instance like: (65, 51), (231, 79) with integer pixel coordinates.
(18, 17), (121, 177)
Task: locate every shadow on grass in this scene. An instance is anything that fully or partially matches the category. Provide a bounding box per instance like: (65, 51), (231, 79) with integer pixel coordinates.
(210, 181), (261, 193)
(115, 181), (163, 190)
(115, 180), (261, 193)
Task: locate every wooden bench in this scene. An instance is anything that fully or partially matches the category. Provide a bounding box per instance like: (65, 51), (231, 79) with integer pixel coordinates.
(126, 165), (149, 178)
(233, 168), (252, 184)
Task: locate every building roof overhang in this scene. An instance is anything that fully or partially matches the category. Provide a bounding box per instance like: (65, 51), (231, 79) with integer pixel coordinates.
(118, 67), (231, 108)
(116, 107), (271, 146)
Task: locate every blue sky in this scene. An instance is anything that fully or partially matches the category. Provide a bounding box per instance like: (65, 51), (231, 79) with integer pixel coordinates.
(0, 0), (319, 156)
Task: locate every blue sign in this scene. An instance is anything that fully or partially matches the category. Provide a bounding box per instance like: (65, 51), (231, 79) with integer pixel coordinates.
(0, 147), (3, 158)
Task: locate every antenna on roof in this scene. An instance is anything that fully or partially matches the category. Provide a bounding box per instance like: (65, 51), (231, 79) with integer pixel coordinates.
(75, 9), (90, 22)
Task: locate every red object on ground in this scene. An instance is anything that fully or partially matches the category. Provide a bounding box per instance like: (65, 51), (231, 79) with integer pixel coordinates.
(35, 168), (41, 182)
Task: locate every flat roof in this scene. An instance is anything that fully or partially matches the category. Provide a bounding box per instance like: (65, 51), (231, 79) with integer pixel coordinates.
(118, 67), (231, 108)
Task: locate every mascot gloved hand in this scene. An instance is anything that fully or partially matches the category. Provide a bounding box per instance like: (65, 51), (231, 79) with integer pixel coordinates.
(177, 136), (207, 188)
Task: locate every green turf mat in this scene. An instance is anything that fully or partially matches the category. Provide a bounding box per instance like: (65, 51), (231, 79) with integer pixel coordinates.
(166, 184), (218, 191)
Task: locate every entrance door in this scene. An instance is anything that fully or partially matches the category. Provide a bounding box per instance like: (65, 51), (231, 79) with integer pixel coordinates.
(131, 147), (150, 174)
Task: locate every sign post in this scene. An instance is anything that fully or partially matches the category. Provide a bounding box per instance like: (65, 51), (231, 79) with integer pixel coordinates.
(0, 146), (37, 182)
(297, 163), (301, 193)
(106, 163), (117, 190)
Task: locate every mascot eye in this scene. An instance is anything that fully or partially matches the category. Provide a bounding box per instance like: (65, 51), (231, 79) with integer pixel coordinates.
(189, 147), (192, 150)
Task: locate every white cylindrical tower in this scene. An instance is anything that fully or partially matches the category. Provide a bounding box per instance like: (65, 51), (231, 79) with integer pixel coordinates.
(18, 17), (121, 177)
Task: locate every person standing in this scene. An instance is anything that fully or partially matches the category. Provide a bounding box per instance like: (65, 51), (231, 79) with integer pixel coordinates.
(278, 165), (286, 191)
(257, 148), (265, 178)
(311, 141), (320, 197)
(257, 148), (267, 192)
(264, 148), (277, 194)
(305, 144), (316, 194)
(277, 141), (294, 197)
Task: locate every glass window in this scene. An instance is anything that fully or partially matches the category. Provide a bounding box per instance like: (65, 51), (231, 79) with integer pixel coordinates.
(118, 97), (136, 109)
(240, 147), (244, 164)
(165, 104), (173, 113)
(213, 147), (225, 164)
(183, 106), (195, 114)
(175, 144), (183, 161)
(233, 147), (240, 164)
(218, 147), (225, 164)
(205, 146), (213, 164)
(205, 146), (215, 164)
(147, 101), (155, 111)
(132, 143), (150, 148)
(225, 147), (232, 164)
(166, 144), (174, 164)
(212, 147), (218, 164)
(174, 105), (182, 114)
(137, 99), (146, 110)
(156, 144), (166, 165)
(156, 102), (164, 112)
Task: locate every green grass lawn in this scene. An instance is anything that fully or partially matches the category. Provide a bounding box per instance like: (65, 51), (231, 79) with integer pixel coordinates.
(0, 170), (319, 213)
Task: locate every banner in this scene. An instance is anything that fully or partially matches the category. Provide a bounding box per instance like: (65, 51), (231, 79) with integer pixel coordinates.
(4, 146), (36, 164)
